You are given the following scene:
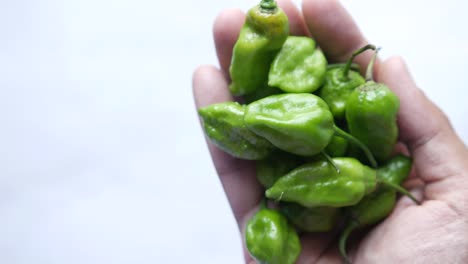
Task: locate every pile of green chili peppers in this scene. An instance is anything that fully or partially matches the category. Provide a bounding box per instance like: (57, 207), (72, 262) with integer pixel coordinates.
(198, 0), (420, 263)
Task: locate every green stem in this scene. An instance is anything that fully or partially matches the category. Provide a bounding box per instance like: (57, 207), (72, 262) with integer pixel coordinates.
(321, 151), (340, 173)
(339, 222), (358, 264)
(333, 125), (378, 168)
(365, 47), (381, 82)
(327, 63), (360, 72)
(378, 179), (421, 205)
(341, 44), (376, 81)
(260, 0), (277, 10)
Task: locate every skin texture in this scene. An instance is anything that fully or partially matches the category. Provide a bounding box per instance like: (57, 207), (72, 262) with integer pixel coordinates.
(192, 0), (468, 263)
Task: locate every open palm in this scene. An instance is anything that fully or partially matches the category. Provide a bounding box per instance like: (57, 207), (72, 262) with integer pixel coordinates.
(192, 0), (468, 263)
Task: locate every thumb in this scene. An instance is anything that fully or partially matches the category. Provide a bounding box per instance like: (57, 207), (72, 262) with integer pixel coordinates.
(377, 56), (468, 212)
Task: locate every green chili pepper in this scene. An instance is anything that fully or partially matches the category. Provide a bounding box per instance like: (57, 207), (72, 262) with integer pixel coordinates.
(339, 154), (416, 264)
(256, 150), (303, 188)
(339, 189), (396, 264)
(229, 0), (289, 96)
(198, 102), (275, 160)
(244, 93), (333, 156)
(245, 206), (301, 264)
(265, 157), (377, 207)
(345, 48), (400, 162)
(318, 45), (376, 120)
(268, 36), (327, 93)
(377, 154), (412, 185)
(244, 93), (378, 167)
(324, 135), (348, 157)
(280, 202), (340, 232)
(375, 154), (419, 205)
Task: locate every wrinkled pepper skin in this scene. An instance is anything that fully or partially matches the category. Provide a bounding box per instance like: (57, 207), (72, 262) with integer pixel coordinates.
(244, 93), (335, 156)
(268, 36), (327, 93)
(245, 208), (301, 264)
(256, 150), (303, 188)
(318, 68), (365, 120)
(280, 203), (340, 232)
(229, 0), (289, 96)
(265, 158), (376, 207)
(198, 102), (275, 160)
(345, 81), (400, 162)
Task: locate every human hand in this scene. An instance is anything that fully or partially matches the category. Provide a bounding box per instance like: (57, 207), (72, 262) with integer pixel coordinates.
(192, 0), (468, 263)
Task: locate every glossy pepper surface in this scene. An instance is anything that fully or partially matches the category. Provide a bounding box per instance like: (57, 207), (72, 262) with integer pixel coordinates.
(245, 207), (301, 264)
(377, 154), (412, 185)
(268, 36), (327, 93)
(244, 93), (334, 156)
(265, 157), (376, 207)
(318, 45), (375, 120)
(346, 49), (400, 161)
(229, 0), (289, 96)
(198, 102), (275, 160)
(280, 203), (340, 232)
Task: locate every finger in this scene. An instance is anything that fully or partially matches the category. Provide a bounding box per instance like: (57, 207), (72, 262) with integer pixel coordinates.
(296, 233), (336, 263)
(277, 0), (309, 36)
(192, 65), (263, 225)
(315, 243), (343, 264)
(377, 56), (468, 210)
(213, 9), (245, 77)
(301, 0), (378, 73)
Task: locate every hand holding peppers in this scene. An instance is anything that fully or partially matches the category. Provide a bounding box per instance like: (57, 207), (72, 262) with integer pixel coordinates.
(193, 0), (468, 263)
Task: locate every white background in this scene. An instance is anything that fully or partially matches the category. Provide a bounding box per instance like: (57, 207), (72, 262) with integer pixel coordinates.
(0, 0), (467, 263)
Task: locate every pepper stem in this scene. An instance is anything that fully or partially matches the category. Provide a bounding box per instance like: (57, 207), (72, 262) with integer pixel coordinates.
(260, 0), (277, 10)
(377, 179), (421, 205)
(365, 47), (381, 82)
(321, 151), (340, 174)
(328, 63), (360, 71)
(333, 125), (378, 168)
(342, 44), (376, 81)
(339, 221), (358, 264)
